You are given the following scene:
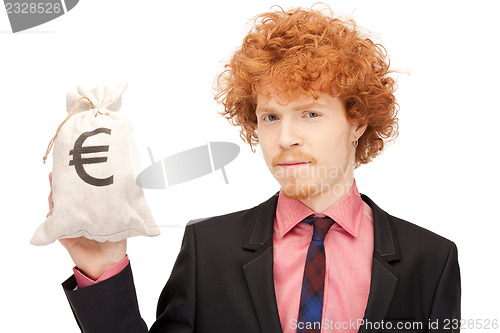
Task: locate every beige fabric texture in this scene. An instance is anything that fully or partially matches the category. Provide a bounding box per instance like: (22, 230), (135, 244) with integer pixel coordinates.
(31, 82), (160, 246)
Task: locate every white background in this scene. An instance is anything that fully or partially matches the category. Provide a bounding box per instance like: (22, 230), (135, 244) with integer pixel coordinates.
(1, 0), (499, 331)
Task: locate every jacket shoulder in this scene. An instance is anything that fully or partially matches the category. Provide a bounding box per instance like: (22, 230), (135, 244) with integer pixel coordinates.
(386, 213), (458, 271)
(187, 203), (258, 228)
(186, 192), (278, 231)
(362, 193), (456, 250)
(389, 213), (456, 247)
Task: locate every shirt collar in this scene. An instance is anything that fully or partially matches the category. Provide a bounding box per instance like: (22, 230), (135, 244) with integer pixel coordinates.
(275, 178), (364, 238)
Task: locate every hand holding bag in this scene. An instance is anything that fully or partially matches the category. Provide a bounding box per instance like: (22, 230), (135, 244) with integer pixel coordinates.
(31, 82), (160, 246)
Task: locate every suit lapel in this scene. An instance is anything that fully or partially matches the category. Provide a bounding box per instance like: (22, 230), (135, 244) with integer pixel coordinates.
(241, 193), (283, 333)
(239, 192), (402, 333)
(359, 194), (401, 333)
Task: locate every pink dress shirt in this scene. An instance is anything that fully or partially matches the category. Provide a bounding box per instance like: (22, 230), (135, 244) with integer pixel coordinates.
(73, 255), (129, 288)
(74, 179), (374, 333)
(273, 179), (374, 332)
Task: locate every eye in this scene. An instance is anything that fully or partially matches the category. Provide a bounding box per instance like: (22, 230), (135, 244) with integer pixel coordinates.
(264, 114), (279, 121)
(305, 112), (319, 118)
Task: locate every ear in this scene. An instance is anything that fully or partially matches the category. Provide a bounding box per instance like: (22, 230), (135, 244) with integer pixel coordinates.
(354, 123), (368, 139)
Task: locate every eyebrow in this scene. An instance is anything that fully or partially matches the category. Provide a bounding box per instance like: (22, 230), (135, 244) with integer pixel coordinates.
(292, 101), (325, 110)
(255, 101), (326, 113)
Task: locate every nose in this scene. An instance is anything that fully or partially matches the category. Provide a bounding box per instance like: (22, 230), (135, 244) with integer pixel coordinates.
(278, 118), (303, 149)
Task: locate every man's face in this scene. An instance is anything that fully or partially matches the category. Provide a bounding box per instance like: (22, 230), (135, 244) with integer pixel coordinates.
(256, 86), (365, 201)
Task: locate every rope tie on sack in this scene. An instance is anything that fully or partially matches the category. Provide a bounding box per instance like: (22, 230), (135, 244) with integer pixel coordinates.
(43, 97), (95, 164)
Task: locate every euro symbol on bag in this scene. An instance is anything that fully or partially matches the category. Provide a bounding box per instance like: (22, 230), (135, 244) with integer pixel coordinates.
(69, 127), (114, 187)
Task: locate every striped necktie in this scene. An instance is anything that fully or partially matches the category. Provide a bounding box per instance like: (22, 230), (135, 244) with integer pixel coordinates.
(297, 215), (335, 333)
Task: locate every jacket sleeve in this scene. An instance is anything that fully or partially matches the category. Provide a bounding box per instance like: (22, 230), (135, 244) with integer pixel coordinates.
(62, 263), (149, 333)
(62, 223), (197, 333)
(150, 222), (197, 332)
(427, 241), (461, 332)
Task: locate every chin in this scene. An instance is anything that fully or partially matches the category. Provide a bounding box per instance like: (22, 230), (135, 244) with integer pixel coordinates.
(280, 178), (323, 201)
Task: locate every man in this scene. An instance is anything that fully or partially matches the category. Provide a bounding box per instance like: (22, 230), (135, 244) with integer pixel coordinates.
(52, 7), (460, 333)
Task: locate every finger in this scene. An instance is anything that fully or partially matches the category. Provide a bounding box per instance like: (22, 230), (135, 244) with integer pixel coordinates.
(47, 189), (53, 217)
(48, 191), (53, 209)
(47, 172), (54, 217)
(58, 238), (71, 250)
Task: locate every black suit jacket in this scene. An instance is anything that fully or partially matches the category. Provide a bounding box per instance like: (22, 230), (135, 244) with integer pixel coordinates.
(62, 193), (460, 333)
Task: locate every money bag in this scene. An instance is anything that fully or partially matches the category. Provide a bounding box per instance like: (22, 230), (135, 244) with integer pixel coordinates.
(31, 82), (160, 245)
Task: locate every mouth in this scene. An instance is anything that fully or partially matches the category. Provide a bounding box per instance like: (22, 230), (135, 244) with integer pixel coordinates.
(277, 161), (310, 167)
(271, 152), (317, 169)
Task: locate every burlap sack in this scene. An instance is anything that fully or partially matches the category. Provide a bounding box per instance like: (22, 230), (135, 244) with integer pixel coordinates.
(31, 82), (160, 245)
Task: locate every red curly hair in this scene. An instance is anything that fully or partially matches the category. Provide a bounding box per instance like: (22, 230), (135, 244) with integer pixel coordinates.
(215, 6), (399, 167)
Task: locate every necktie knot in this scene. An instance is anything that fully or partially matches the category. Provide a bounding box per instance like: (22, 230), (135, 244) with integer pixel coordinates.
(303, 216), (335, 242)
